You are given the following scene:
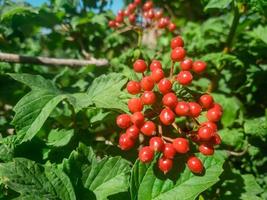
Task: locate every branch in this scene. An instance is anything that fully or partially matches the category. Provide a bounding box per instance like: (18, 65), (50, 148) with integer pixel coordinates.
(0, 52), (108, 67)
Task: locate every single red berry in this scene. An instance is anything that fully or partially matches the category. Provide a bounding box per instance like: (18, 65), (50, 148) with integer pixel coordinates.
(177, 71), (193, 85)
(151, 68), (165, 83)
(201, 121), (217, 132)
(119, 134), (135, 150)
(162, 92), (178, 108)
(198, 126), (214, 141)
(199, 94), (214, 109)
(128, 98), (143, 113)
(147, 9), (154, 19)
(187, 156), (203, 174)
(115, 15), (124, 23)
(175, 101), (190, 116)
(171, 47), (186, 62)
(141, 76), (154, 91)
(188, 102), (202, 117)
(192, 61), (207, 73)
(211, 133), (222, 145)
(154, 10), (163, 20)
(143, 11), (149, 19)
(116, 114), (131, 129)
(199, 143), (214, 156)
(108, 20), (116, 28)
(131, 112), (145, 127)
(127, 81), (141, 94)
(158, 78), (172, 94)
(158, 17), (169, 29)
(117, 10), (124, 17)
(139, 146), (154, 163)
(158, 157), (173, 174)
(124, 8), (131, 16)
(180, 59), (193, 71)
(212, 103), (223, 112)
(129, 14), (136, 24)
(141, 121), (156, 136)
(171, 36), (184, 49)
(163, 143), (176, 159)
(128, 3), (136, 13)
(141, 91), (156, 105)
(168, 22), (176, 32)
(126, 125), (139, 140)
(133, 59), (147, 73)
(150, 60), (162, 71)
(207, 108), (222, 122)
(149, 137), (164, 152)
(143, 1), (153, 11)
(173, 138), (190, 154)
(160, 108), (176, 125)
(134, 0), (141, 5)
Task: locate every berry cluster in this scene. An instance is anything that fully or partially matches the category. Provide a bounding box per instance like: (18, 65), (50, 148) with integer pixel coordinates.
(108, 0), (176, 32)
(116, 36), (223, 174)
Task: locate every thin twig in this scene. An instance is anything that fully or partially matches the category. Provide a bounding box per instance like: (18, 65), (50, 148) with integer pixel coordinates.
(0, 52), (108, 67)
(162, 136), (174, 143)
(226, 145), (249, 157)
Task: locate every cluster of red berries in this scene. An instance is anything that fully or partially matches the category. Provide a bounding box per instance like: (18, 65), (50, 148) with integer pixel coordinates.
(116, 36), (223, 174)
(108, 0), (176, 32)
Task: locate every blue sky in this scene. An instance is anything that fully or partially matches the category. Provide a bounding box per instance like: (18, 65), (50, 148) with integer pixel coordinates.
(26, 0), (124, 12)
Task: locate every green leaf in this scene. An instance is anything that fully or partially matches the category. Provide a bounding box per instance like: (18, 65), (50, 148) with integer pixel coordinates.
(130, 152), (226, 200)
(0, 158), (76, 200)
(219, 128), (244, 149)
(82, 156), (131, 200)
(250, 25), (267, 45)
(0, 5), (38, 22)
(87, 73), (128, 112)
(241, 174), (264, 199)
(244, 117), (267, 140)
(204, 0), (233, 11)
(47, 129), (74, 147)
(66, 93), (93, 112)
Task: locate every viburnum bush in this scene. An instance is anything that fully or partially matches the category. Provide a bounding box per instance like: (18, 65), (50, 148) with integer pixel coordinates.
(0, 0), (267, 199)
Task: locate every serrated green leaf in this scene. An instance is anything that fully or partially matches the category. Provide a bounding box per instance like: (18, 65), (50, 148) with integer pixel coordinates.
(244, 117), (267, 140)
(82, 156), (131, 200)
(204, 0), (233, 11)
(130, 152), (226, 200)
(66, 93), (93, 112)
(87, 73), (128, 112)
(0, 158), (76, 200)
(219, 128), (244, 149)
(250, 25), (267, 45)
(47, 129), (74, 147)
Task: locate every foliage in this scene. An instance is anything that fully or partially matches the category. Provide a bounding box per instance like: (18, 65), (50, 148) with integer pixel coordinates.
(0, 0), (267, 199)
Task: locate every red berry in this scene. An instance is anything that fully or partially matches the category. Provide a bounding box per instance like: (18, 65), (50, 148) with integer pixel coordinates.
(201, 121), (217, 132)
(158, 17), (169, 28)
(163, 143), (176, 159)
(143, 1), (153, 11)
(141, 121), (156, 136)
(150, 60), (162, 71)
(158, 78), (172, 94)
(211, 133), (222, 145)
(173, 138), (190, 154)
(141, 76), (154, 91)
(212, 103), (223, 112)
(133, 59), (147, 73)
(147, 9), (154, 19)
(198, 126), (214, 141)
(128, 3), (136, 13)
(175, 101), (190, 116)
(139, 146), (154, 163)
(116, 114), (131, 129)
(129, 14), (136, 24)
(207, 108), (222, 122)
(199, 94), (214, 109)
(168, 22), (176, 32)
(149, 137), (164, 152)
(131, 112), (145, 127)
(199, 143), (214, 155)
(162, 92), (178, 108)
(108, 20), (116, 28)
(187, 156), (203, 174)
(154, 10), (163, 20)
(158, 157), (173, 174)
(192, 61), (207, 73)
(128, 98), (143, 113)
(117, 10), (124, 17)
(171, 47), (186, 62)
(151, 68), (165, 83)
(124, 8), (131, 16)
(134, 0), (141, 5)
(141, 91), (156, 105)
(160, 108), (176, 125)
(115, 15), (124, 23)
(119, 134), (135, 150)
(188, 102), (202, 117)
(177, 71), (193, 85)
(126, 125), (139, 140)
(180, 59), (193, 71)
(171, 36), (184, 49)
(127, 81), (141, 94)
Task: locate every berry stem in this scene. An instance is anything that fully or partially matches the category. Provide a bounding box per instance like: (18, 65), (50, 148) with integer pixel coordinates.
(192, 117), (200, 126)
(162, 136), (174, 143)
(158, 124), (163, 136)
(137, 29), (143, 48)
(169, 61), (175, 79)
(172, 122), (182, 134)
